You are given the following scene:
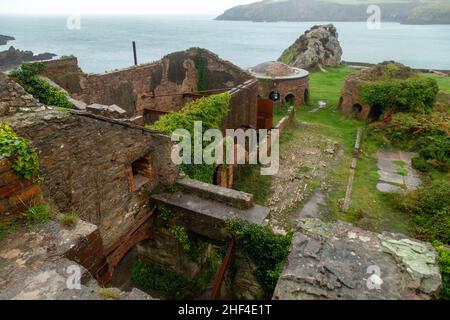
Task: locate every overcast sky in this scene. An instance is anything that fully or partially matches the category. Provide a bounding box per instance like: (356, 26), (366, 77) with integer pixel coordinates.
(0, 0), (258, 15)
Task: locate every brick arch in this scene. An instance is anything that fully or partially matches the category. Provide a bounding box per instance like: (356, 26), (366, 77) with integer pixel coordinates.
(97, 211), (155, 285)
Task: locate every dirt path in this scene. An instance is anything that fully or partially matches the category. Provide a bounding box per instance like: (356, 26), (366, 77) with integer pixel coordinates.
(266, 121), (342, 233)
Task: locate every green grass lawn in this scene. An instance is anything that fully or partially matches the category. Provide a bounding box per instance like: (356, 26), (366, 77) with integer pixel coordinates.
(297, 66), (413, 234)
(423, 73), (450, 93)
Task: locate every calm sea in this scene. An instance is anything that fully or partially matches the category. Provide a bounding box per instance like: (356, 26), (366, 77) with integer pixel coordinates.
(1, 15), (449, 73)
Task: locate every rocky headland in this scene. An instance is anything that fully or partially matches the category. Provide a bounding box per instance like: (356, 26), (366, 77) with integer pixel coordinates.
(216, 0), (450, 25)
(0, 35), (15, 46)
(0, 46), (56, 71)
(278, 24), (342, 69)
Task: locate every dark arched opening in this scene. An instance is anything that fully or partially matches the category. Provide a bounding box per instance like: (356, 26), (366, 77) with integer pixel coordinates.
(352, 103), (363, 114)
(285, 94), (296, 106)
(368, 104), (384, 122)
(303, 89), (310, 105)
(338, 97), (343, 109)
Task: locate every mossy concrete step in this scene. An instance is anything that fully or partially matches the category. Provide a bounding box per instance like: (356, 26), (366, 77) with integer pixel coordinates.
(151, 192), (269, 243)
(176, 177), (253, 209)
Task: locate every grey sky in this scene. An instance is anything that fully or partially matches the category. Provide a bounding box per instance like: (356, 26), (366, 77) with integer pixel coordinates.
(0, 0), (257, 15)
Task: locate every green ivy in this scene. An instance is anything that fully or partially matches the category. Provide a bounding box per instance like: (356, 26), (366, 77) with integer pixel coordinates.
(156, 204), (173, 221)
(9, 62), (74, 109)
(359, 76), (439, 115)
(0, 121), (41, 181)
(169, 225), (201, 260)
(148, 93), (230, 183)
(226, 218), (293, 298)
(195, 48), (208, 92)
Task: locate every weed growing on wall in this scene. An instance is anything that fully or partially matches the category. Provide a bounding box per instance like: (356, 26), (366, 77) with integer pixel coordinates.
(195, 48), (208, 92)
(0, 121), (41, 181)
(149, 93), (230, 183)
(9, 62), (74, 109)
(226, 218), (292, 297)
(169, 225), (201, 260)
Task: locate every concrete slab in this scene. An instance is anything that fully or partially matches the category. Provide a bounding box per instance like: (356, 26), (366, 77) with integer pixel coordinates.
(377, 183), (403, 193)
(151, 192), (270, 242)
(375, 150), (422, 192)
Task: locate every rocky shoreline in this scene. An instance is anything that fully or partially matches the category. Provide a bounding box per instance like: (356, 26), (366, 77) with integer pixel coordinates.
(0, 35), (15, 46)
(0, 46), (56, 71)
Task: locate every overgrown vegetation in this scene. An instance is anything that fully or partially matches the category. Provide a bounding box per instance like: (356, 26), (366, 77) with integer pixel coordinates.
(132, 253), (220, 300)
(195, 48), (208, 92)
(226, 218), (292, 297)
(0, 121), (41, 181)
(232, 165), (272, 205)
(0, 203), (53, 240)
(433, 242), (450, 300)
(149, 93), (230, 183)
(359, 77), (439, 114)
(9, 62), (74, 109)
(169, 225), (201, 260)
(391, 179), (450, 244)
(370, 110), (449, 173)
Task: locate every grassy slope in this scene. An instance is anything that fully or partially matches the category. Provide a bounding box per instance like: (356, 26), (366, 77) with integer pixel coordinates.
(423, 73), (450, 93)
(297, 66), (413, 234)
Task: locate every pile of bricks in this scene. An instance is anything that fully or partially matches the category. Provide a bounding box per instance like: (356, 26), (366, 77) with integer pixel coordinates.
(0, 157), (43, 221)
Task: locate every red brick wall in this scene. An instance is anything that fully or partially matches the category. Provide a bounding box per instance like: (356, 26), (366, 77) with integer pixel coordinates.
(257, 76), (309, 107)
(0, 157), (43, 222)
(339, 77), (371, 120)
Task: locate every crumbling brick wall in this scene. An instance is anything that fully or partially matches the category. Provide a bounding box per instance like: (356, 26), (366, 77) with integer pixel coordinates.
(0, 157), (43, 221)
(5, 110), (178, 247)
(41, 48), (253, 118)
(0, 73), (42, 116)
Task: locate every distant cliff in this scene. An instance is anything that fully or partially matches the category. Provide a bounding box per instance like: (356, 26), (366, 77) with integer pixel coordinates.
(0, 47), (56, 71)
(0, 35), (15, 46)
(216, 0), (450, 25)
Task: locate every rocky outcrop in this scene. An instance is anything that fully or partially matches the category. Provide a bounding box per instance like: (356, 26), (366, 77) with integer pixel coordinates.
(0, 35), (15, 46)
(279, 24), (342, 69)
(0, 46), (56, 71)
(273, 218), (442, 300)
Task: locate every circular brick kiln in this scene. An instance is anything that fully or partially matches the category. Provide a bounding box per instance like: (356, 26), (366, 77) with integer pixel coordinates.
(249, 61), (310, 106)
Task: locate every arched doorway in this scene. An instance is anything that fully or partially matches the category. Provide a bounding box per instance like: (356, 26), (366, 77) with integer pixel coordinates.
(285, 94), (296, 106)
(303, 89), (310, 105)
(352, 103), (363, 114)
(338, 97), (343, 109)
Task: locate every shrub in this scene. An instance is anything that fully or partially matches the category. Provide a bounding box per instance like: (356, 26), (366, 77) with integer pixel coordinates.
(359, 76), (439, 115)
(433, 242), (450, 300)
(226, 218), (292, 297)
(391, 180), (450, 244)
(132, 260), (192, 300)
(9, 62), (74, 109)
(369, 111), (450, 172)
(149, 93), (230, 183)
(0, 121), (41, 180)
